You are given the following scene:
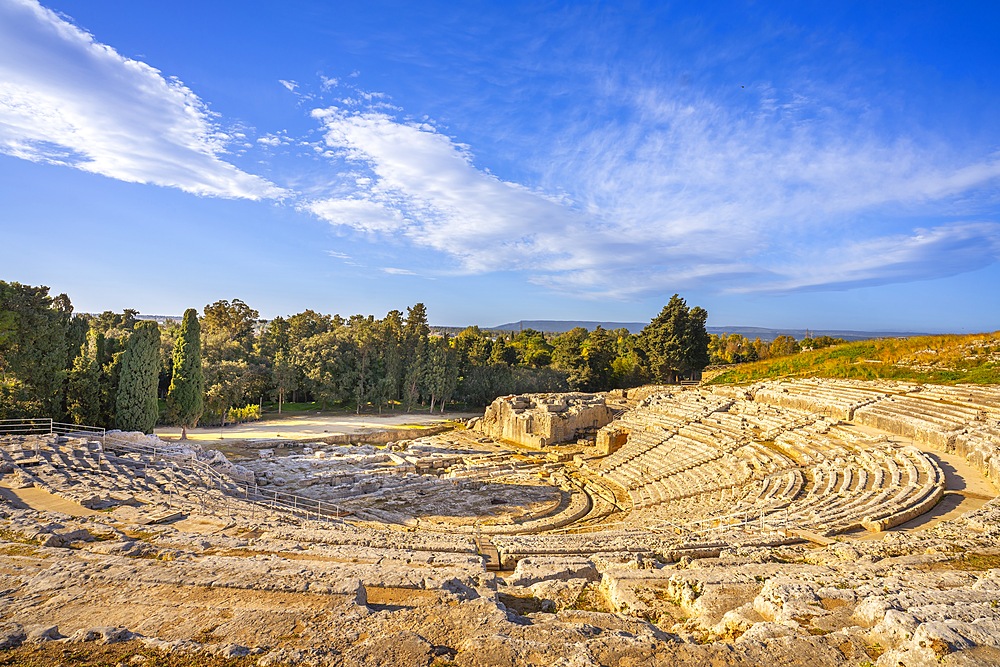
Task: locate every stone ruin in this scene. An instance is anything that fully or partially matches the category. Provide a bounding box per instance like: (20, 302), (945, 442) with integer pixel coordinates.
(1, 379), (1000, 666)
(469, 392), (614, 448)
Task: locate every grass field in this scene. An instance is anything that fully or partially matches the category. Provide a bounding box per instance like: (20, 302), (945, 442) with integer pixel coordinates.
(706, 331), (1000, 386)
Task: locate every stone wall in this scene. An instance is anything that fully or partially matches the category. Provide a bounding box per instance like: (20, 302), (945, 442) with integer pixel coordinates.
(473, 393), (614, 449)
(595, 426), (629, 456)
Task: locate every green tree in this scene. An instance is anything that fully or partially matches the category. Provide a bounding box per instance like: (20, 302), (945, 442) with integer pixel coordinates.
(454, 326), (495, 369)
(639, 294), (711, 383)
(551, 327), (589, 390)
(293, 330), (352, 409)
(377, 310), (405, 411)
(423, 335), (459, 413)
(709, 332), (759, 365)
(511, 328), (553, 368)
(201, 299), (262, 420)
(271, 349), (297, 414)
(769, 334), (800, 358)
(157, 318), (180, 400)
(488, 336), (518, 366)
(202, 299), (259, 358)
(582, 325), (616, 390)
(609, 328), (645, 388)
(115, 321), (161, 433)
(166, 308), (204, 439)
(66, 329), (102, 425)
(204, 359), (250, 426)
(0, 281), (73, 419)
(402, 304), (430, 410)
(348, 314), (383, 413)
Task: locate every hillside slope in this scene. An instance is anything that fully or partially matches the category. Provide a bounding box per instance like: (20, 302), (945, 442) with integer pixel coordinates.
(707, 331), (1000, 385)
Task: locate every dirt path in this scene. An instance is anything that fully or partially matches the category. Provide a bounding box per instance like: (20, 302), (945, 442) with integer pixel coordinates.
(0, 483), (99, 517)
(155, 410), (479, 442)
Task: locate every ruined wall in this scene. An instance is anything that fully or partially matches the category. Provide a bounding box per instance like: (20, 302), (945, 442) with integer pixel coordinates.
(472, 393), (614, 449)
(595, 426), (629, 456)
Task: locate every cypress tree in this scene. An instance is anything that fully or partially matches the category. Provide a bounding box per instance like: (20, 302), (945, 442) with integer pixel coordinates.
(115, 321), (160, 433)
(166, 308), (204, 439)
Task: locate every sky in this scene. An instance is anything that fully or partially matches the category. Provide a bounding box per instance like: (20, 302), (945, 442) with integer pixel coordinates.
(1, 1), (999, 332)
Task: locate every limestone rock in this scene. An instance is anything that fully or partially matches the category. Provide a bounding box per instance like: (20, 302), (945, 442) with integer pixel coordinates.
(344, 630), (435, 667)
(474, 393), (612, 448)
(507, 557), (599, 586)
(25, 625), (62, 642)
(735, 620), (799, 643)
(0, 622), (25, 650)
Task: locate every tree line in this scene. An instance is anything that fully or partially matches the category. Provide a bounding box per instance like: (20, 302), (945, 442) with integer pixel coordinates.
(1, 281), (712, 432)
(707, 332), (847, 365)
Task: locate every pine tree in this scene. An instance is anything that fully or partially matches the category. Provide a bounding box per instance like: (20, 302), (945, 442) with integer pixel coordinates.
(115, 321), (160, 433)
(639, 294), (710, 383)
(166, 308), (204, 439)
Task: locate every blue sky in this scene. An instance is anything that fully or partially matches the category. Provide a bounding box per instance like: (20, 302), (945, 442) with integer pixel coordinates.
(1, 1), (999, 332)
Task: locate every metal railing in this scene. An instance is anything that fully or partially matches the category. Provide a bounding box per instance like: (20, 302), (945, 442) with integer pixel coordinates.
(0, 418), (59, 436)
(650, 507), (793, 538)
(1, 419), (345, 525)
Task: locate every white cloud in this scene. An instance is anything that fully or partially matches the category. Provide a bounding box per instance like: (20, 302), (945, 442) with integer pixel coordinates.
(300, 74), (1000, 298)
(305, 197), (406, 234)
(0, 0), (284, 200)
(382, 267), (417, 275)
(256, 131), (290, 148)
(526, 85), (1000, 295)
(738, 222), (1000, 293)
(303, 99), (998, 297)
(307, 107), (606, 274)
(20, 0), (989, 299)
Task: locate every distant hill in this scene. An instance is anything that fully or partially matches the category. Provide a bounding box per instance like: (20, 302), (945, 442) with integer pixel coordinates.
(489, 320), (647, 334)
(706, 331), (1000, 386)
(487, 320), (928, 342)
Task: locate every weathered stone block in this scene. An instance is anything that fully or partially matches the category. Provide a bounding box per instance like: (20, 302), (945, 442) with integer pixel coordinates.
(474, 393), (613, 448)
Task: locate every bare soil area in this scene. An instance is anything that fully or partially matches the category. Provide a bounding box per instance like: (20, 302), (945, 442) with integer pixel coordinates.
(155, 411), (479, 442)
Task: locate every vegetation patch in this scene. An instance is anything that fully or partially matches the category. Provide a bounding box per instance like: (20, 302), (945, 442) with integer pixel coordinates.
(707, 332), (1000, 385)
(497, 591), (551, 615)
(0, 543), (38, 557)
(930, 552), (1000, 572)
(0, 642), (257, 667)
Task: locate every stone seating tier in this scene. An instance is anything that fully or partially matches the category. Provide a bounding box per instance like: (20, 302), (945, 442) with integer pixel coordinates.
(751, 379), (888, 420)
(912, 385), (1000, 417)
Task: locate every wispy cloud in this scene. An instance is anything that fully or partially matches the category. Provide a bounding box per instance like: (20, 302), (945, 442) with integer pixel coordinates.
(303, 79), (1000, 297)
(306, 107), (601, 274)
(5, 1), (998, 299)
(0, 0), (284, 199)
(739, 222), (1000, 293)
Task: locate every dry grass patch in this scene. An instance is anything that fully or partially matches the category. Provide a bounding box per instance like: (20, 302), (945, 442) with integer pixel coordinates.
(0, 642), (257, 667)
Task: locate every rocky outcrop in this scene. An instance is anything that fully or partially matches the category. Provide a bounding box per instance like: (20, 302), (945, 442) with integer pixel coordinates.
(4, 380), (1000, 666)
(474, 393), (614, 448)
